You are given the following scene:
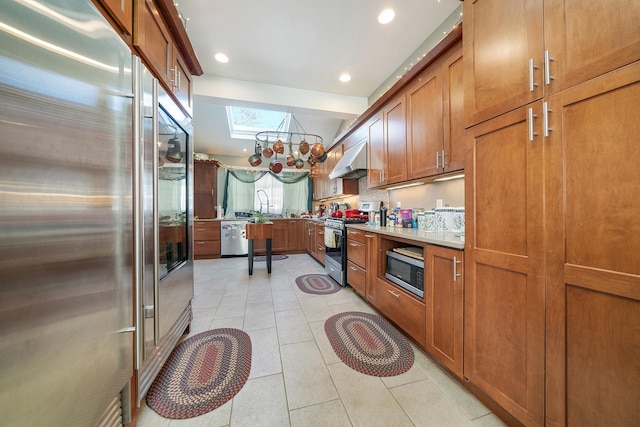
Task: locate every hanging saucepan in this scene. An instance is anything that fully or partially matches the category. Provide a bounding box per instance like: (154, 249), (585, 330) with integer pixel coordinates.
(286, 141), (296, 166)
(294, 158), (304, 169)
(262, 141), (274, 158)
(311, 143), (327, 162)
(307, 155), (317, 166)
(269, 158), (283, 173)
(299, 140), (310, 155)
(248, 153), (262, 167)
(273, 139), (285, 155)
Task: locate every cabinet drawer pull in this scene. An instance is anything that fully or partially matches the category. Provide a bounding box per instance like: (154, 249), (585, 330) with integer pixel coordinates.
(388, 289), (400, 298)
(453, 256), (462, 282)
(196, 241), (206, 245)
(529, 58), (539, 92)
(196, 228), (206, 231)
(543, 101), (552, 137)
(349, 243), (358, 247)
(544, 50), (555, 86)
(350, 266), (358, 271)
(528, 107), (539, 141)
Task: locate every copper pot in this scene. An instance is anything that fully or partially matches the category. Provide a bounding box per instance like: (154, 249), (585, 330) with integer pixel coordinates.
(311, 143), (325, 159)
(307, 155), (317, 166)
(269, 159), (283, 173)
(294, 158), (304, 169)
(286, 154), (296, 166)
(273, 139), (285, 154)
(262, 146), (274, 158)
(299, 140), (310, 155)
(248, 153), (262, 167)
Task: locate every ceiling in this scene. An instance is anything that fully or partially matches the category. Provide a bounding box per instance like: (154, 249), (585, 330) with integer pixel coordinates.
(176, 0), (461, 158)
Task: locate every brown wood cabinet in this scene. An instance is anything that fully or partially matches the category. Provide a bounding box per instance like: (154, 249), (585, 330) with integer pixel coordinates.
(312, 144), (358, 200)
(465, 102), (546, 426)
(305, 221), (315, 255)
(365, 94), (407, 188)
(346, 228), (367, 296)
(134, 0), (195, 115)
(543, 61), (640, 427)
(97, 0), (133, 36)
(424, 245), (464, 379)
(193, 160), (217, 219)
(463, 0), (640, 128)
(464, 2), (640, 425)
(367, 114), (385, 188)
(375, 277), (426, 348)
(313, 222), (325, 265)
(193, 221), (220, 259)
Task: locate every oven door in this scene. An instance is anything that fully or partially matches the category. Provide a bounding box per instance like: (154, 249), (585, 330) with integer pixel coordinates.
(324, 226), (345, 285)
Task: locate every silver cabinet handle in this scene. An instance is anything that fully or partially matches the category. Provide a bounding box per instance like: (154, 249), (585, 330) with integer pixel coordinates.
(543, 101), (552, 137)
(529, 58), (539, 92)
(364, 234), (373, 238)
(442, 149), (447, 168)
(436, 151), (440, 169)
(196, 241), (206, 245)
(453, 256), (462, 282)
(349, 243), (358, 247)
(528, 107), (539, 141)
(388, 289), (400, 298)
(544, 50), (555, 86)
(350, 266), (358, 271)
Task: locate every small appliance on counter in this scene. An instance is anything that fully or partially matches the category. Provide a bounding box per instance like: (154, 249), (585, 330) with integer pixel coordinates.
(358, 201), (378, 224)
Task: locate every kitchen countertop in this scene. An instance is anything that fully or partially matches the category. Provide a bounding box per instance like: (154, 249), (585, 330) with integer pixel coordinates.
(346, 223), (465, 250)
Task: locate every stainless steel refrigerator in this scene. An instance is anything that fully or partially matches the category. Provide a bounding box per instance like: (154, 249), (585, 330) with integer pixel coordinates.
(0, 1), (194, 425)
(133, 57), (194, 405)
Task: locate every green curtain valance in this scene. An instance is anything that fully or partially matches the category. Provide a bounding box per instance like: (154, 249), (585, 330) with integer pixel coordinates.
(228, 169), (309, 184)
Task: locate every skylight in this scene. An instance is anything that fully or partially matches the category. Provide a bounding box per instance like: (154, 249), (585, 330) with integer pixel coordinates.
(226, 106), (290, 140)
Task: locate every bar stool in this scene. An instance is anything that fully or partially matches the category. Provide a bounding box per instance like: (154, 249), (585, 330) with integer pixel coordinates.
(245, 222), (273, 275)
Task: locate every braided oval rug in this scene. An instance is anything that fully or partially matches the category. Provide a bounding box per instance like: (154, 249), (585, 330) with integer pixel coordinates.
(146, 328), (252, 419)
(324, 311), (414, 377)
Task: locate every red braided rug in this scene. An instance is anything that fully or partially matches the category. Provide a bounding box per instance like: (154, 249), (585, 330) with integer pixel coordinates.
(146, 328), (251, 419)
(295, 274), (341, 295)
(324, 311), (414, 377)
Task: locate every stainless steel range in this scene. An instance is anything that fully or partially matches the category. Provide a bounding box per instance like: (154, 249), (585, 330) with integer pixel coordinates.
(324, 217), (368, 286)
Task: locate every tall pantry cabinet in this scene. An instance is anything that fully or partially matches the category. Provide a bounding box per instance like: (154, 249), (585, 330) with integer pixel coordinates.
(463, 1), (640, 426)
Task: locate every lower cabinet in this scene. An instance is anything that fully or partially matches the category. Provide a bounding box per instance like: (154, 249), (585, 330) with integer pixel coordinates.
(424, 245), (464, 379)
(314, 222), (325, 265)
(193, 221), (220, 259)
(346, 228), (367, 296)
(375, 277), (426, 348)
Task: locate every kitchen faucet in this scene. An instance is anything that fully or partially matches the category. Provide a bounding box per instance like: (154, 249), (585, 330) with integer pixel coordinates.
(256, 190), (270, 215)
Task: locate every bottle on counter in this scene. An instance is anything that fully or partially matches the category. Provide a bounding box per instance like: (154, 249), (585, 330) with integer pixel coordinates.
(379, 201), (387, 227)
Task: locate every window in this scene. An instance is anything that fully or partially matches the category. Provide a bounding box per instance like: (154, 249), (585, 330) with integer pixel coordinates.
(226, 106), (290, 140)
(254, 174), (283, 215)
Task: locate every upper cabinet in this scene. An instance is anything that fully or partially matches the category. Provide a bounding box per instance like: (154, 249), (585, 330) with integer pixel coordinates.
(312, 142), (358, 201)
(133, 0), (202, 116)
(406, 41), (464, 179)
(97, 0), (134, 36)
(464, 0), (640, 127)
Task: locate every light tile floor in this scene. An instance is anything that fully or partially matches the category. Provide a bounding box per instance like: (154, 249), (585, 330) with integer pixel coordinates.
(136, 254), (508, 427)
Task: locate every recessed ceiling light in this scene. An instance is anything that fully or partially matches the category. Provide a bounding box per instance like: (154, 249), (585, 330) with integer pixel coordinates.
(339, 73), (351, 83)
(378, 9), (395, 25)
(214, 53), (229, 63)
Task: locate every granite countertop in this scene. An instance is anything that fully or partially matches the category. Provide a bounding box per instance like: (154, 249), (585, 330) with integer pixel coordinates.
(346, 223), (465, 250)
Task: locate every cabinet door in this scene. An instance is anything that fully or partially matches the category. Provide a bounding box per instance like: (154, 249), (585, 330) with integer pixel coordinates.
(368, 114), (385, 188)
(364, 233), (378, 304)
(376, 278), (426, 347)
(424, 246), (464, 379)
(406, 67), (442, 179)
(172, 48), (193, 116)
(305, 221), (314, 254)
(442, 46), (465, 173)
(346, 239), (366, 269)
(384, 95), (407, 184)
(315, 224), (325, 264)
(193, 160), (217, 218)
(272, 221), (288, 253)
(544, 61), (640, 427)
(544, 0), (640, 96)
(463, 0), (544, 127)
(134, 0), (172, 86)
(464, 102), (545, 426)
(347, 261), (366, 296)
(98, 0), (133, 35)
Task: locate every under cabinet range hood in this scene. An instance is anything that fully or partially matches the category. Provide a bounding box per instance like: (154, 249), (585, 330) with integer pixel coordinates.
(329, 138), (367, 179)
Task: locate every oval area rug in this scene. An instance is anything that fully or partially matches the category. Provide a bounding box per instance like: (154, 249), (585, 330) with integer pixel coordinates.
(295, 274), (341, 295)
(324, 311), (414, 377)
(146, 328), (251, 419)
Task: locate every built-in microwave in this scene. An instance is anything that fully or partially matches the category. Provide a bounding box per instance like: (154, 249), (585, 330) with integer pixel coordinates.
(385, 250), (424, 298)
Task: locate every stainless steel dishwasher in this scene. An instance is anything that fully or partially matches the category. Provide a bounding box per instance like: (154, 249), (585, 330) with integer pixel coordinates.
(220, 220), (249, 256)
